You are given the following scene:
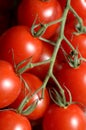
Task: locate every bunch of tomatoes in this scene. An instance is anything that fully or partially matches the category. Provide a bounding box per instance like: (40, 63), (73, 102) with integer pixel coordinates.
(1, 0), (86, 130)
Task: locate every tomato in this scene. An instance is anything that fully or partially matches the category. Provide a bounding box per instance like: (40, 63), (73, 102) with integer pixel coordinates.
(55, 61), (86, 106)
(29, 42), (54, 80)
(71, 0), (86, 19)
(57, 0), (66, 10)
(0, 110), (31, 130)
(64, 19), (76, 40)
(0, 60), (21, 108)
(10, 73), (50, 120)
(70, 34), (86, 58)
(29, 41), (61, 81)
(43, 103), (86, 130)
(17, 0), (62, 39)
(61, 33), (86, 59)
(0, 26), (43, 68)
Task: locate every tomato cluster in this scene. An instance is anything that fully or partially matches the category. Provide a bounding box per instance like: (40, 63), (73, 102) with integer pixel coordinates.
(0, 0), (86, 130)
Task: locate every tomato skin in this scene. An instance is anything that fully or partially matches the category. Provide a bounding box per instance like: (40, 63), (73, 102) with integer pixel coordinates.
(10, 73), (50, 120)
(71, 0), (86, 19)
(43, 104), (86, 130)
(0, 26), (43, 67)
(55, 61), (86, 106)
(0, 60), (21, 108)
(57, 0), (66, 10)
(0, 110), (31, 130)
(61, 34), (86, 59)
(29, 42), (54, 80)
(17, 0), (62, 39)
(70, 34), (86, 58)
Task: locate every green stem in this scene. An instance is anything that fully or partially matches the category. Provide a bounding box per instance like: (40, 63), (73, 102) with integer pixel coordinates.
(36, 0), (71, 96)
(69, 6), (84, 32)
(17, 59), (51, 75)
(31, 17), (63, 37)
(63, 36), (75, 51)
(47, 0), (71, 73)
(51, 74), (66, 105)
(17, 0), (73, 112)
(39, 37), (55, 46)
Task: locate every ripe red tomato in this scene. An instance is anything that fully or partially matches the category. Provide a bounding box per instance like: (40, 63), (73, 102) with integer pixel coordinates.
(10, 73), (50, 120)
(0, 110), (31, 130)
(17, 0), (62, 39)
(0, 26), (43, 68)
(0, 60), (21, 108)
(64, 17), (77, 40)
(70, 34), (86, 58)
(61, 33), (86, 59)
(29, 42), (54, 80)
(57, 0), (66, 10)
(71, 0), (86, 19)
(55, 61), (86, 106)
(43, 104), (86, 130)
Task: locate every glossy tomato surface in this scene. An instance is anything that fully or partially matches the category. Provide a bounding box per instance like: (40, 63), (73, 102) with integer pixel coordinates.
(0, 60), (21, 108)
(10, 73), (50, 120)
(43, 104), (86, 130)
(0, 26), (43, 68)
(55, 61), (86, 106)
(17, 0), (62, 38)
(71, 0), (86, 19)
(29, 42), (54, 80)
(0, 110), (32, 130)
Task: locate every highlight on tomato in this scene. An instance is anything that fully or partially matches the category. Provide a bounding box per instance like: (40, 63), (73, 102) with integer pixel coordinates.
(17, 0), (62, 39)
(0, 60), (21, 108)
(9, 73), (50, 120)
(43, 103), (86, 130)
(0, 110), (32, 130)
(0, 25), (43, 69)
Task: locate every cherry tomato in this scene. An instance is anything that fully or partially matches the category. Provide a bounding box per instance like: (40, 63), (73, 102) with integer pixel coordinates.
(71, 0), (86, 19)
(0, 110), (31, 130)
(43, 103), (86, 130)
(10, 73), (50, 120)
(61, 33), (86, 59)
(57, 0), (66, 10)
(0, 25), (43, 68)
(0, 60), (21, 108)
(17, 0), (62, 39)
(64, 19), (76, 40)
(55, 61), (86, 106)
(29, 42), (54, 80)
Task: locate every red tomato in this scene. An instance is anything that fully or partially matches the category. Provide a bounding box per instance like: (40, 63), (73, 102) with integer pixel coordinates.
(0, 26), (43, 68)
(64, 19), (76, 40)
(43, 104), (86, 130)
(29, 42), (54, 80)
(57, 0), (75, 23)
(71, 0), (86, 19)
(17, 0), (62, 39)
(0, 110), (31, 130)
(0, 60), (21, 108)
(61, 33), (86, 59)
(10, 73), (50, 120)
(55, 61), (86, 106)
(70, 34), (86, 58)
(57, 0), (66, 10)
